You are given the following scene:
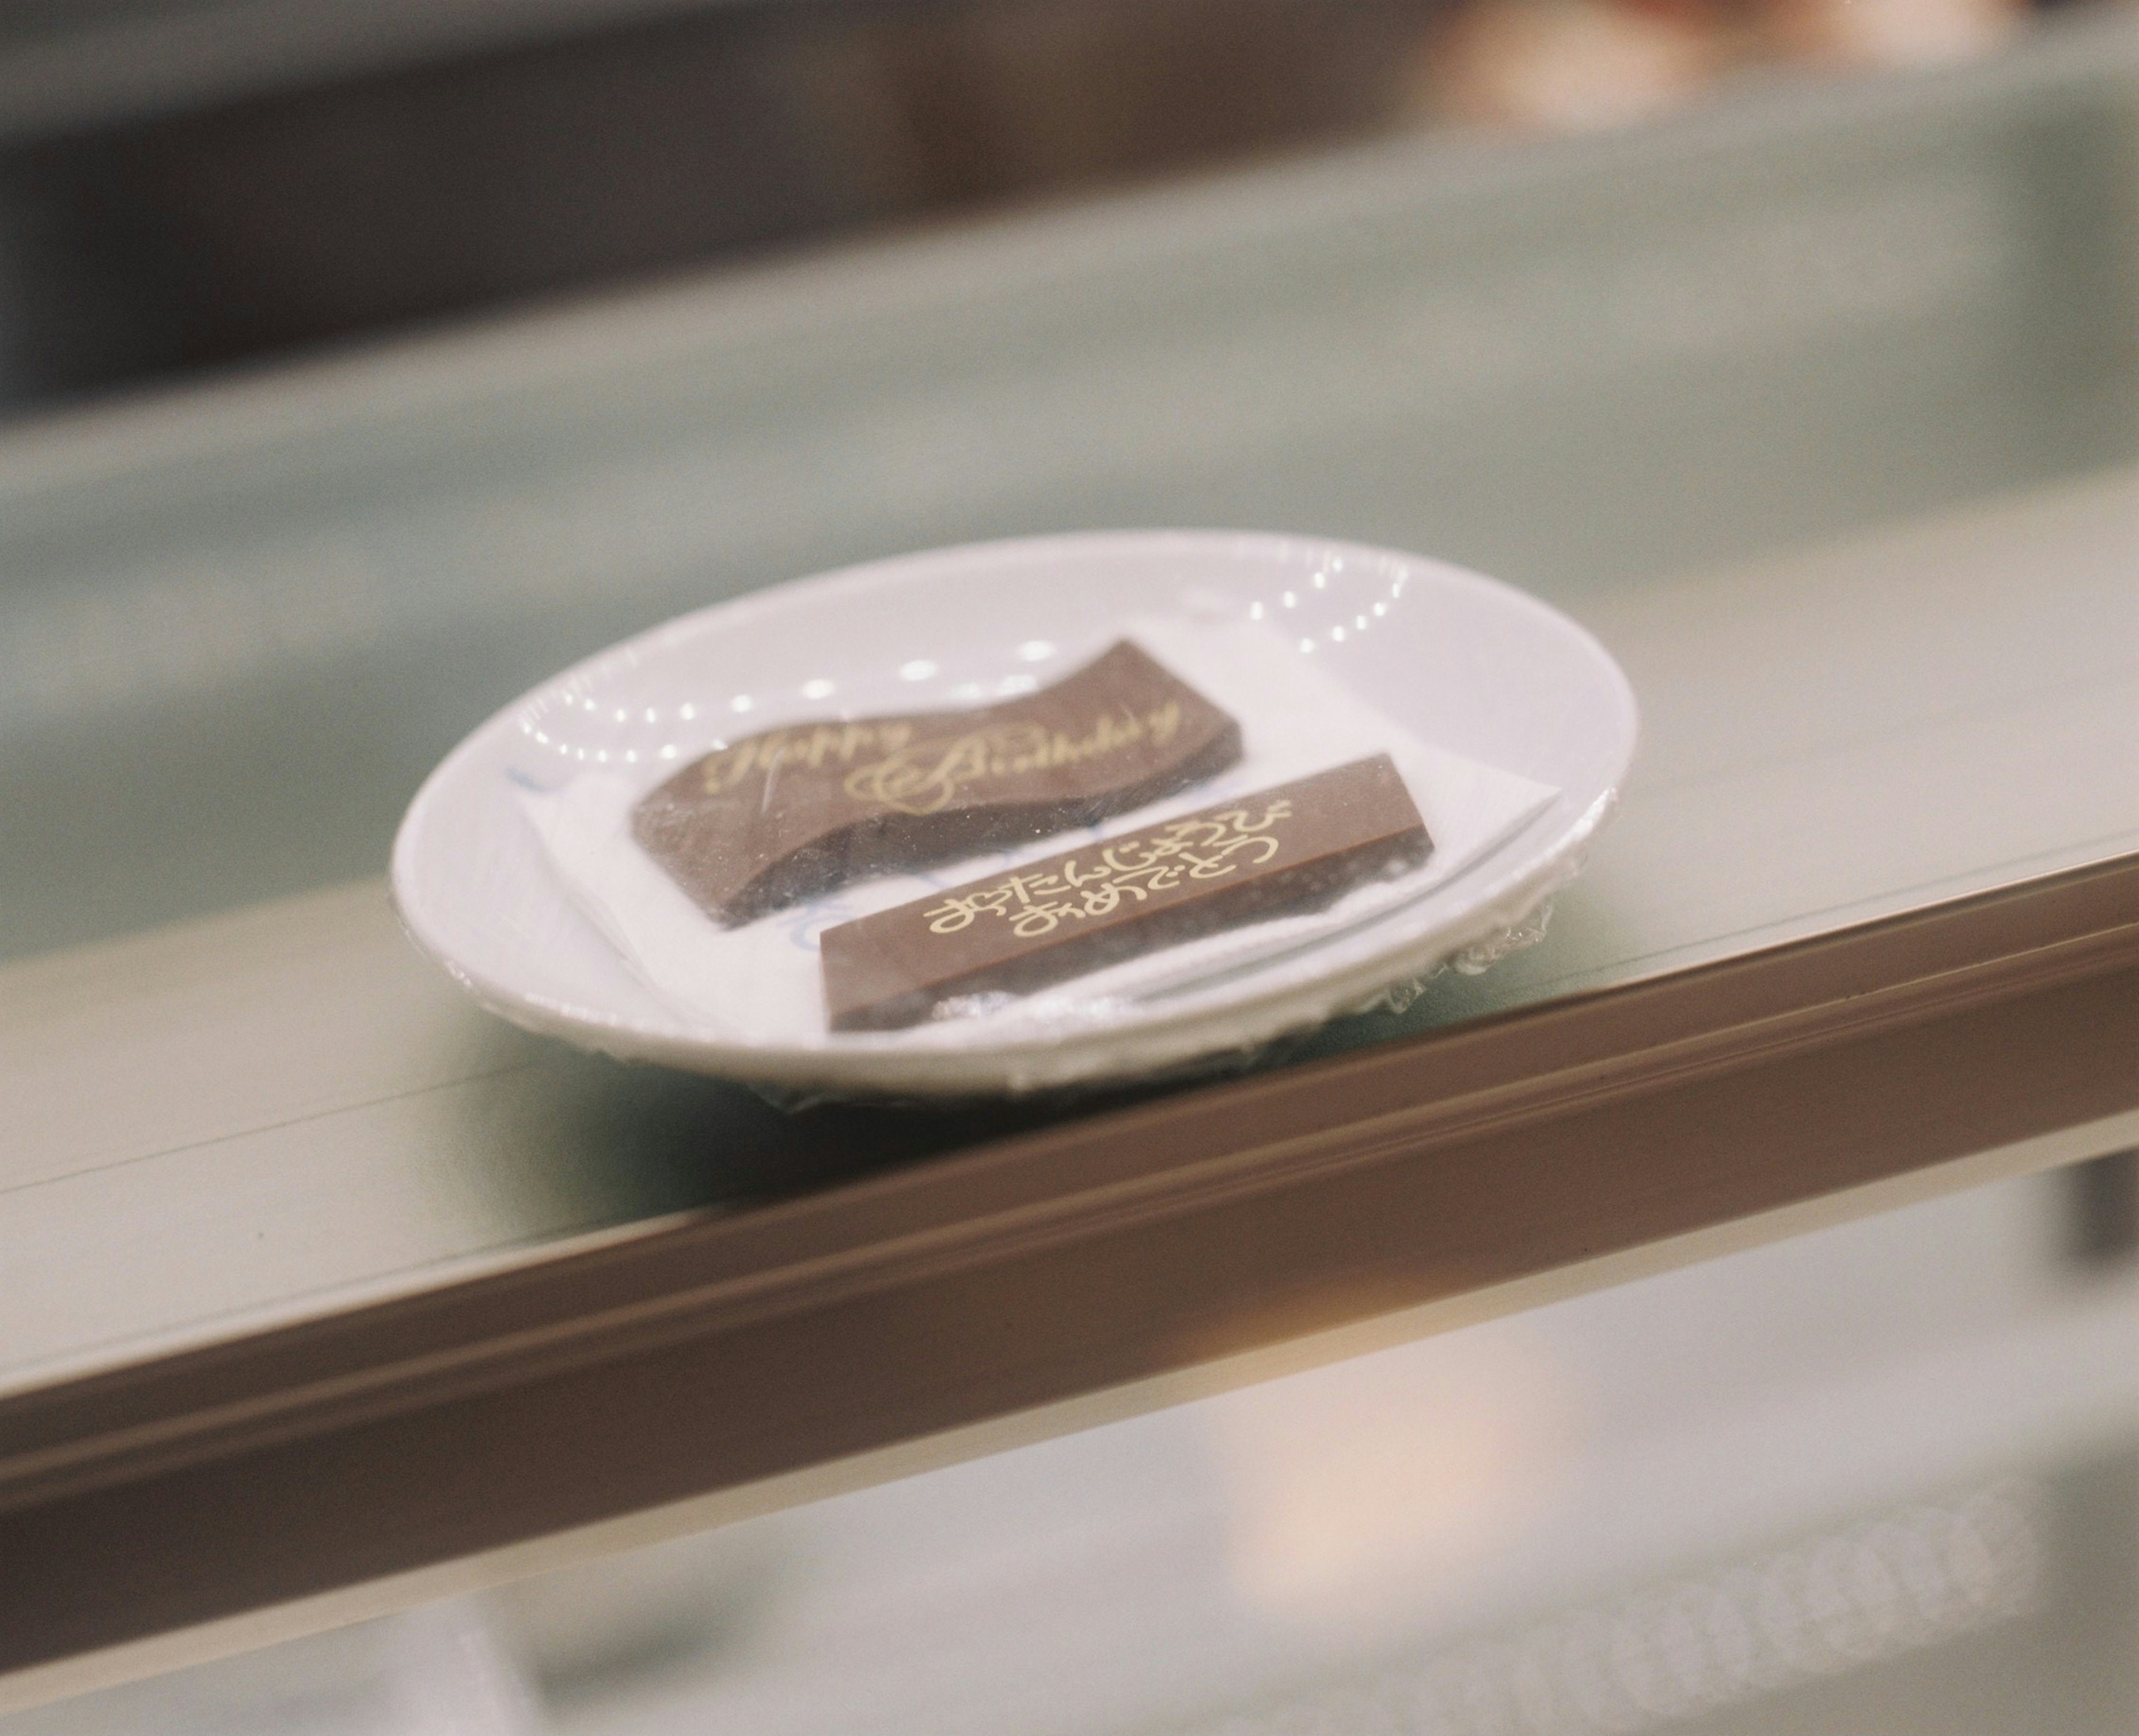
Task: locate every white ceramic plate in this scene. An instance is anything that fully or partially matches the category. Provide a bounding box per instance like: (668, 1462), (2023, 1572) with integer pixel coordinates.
(392, 533), (1637, 1095)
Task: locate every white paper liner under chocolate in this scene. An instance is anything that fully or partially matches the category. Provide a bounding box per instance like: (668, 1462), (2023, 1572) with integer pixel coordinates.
(517, 616), (1558, 1049)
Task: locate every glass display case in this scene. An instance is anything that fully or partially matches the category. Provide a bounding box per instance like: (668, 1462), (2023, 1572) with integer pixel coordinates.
(2, 11), (2135, 1729)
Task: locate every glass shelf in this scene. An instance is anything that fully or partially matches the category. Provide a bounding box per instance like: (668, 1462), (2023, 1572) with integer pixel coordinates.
(1, 14), (2135, 1705)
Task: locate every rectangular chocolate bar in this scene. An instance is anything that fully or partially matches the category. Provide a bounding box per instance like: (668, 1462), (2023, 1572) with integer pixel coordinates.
(633, 641), (1242, 924)
(820, 754), (1431, 1032)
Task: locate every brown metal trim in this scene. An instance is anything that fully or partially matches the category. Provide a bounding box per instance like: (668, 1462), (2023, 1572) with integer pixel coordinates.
(2, 854), (2136, 1672)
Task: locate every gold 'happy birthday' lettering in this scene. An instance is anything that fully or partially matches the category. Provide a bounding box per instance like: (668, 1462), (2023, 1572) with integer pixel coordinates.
(920, 798), (1291, 939)
(697, 721), (917, 796)
(695, 701), (1185, 815)
(841, 701), (1184, 816)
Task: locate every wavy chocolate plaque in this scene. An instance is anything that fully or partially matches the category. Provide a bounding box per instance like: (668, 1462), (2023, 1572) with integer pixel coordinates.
(820, 754), (1431, 1031)
(633, 640), (1242, 924)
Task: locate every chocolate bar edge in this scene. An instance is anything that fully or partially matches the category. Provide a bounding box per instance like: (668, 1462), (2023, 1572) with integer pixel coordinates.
(731, 714), (1244, 925)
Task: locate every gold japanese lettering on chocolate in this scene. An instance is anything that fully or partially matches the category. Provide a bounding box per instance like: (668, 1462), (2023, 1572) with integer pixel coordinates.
(632, 642), (1242, 924)
(921, 799), (1291, 938)
(819, 755), (1432, 1032)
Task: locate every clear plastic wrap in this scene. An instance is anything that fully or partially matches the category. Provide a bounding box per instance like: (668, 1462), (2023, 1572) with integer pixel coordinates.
(394, 532), (1635, 1097)
(519, 611), (1557, 1055)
